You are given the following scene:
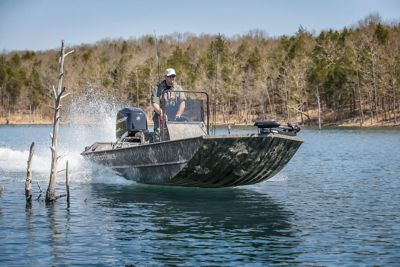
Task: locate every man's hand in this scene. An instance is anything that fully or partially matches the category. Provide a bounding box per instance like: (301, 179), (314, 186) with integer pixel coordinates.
(152, 103), (163, 116)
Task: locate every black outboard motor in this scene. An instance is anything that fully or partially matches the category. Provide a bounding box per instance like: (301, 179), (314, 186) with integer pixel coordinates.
(254, 120), (300, 136)
(116, 107), (148, 142)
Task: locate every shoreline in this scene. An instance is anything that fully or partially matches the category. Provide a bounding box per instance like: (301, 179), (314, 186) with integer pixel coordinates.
(1, 120), (399, 129)
(1, 113), (399, 128)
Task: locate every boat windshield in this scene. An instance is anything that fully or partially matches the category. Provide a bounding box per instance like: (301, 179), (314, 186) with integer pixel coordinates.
(160, 90), (209, 130)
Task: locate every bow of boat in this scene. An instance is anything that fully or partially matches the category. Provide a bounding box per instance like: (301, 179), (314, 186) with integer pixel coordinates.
(169, 133), (303, 187)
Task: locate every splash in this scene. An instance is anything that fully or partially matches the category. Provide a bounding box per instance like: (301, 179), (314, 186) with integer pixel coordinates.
(0, 87), (134, 185)
(65, 86), (124, 142)
(60, 86), (132, 184)
(0, 147), (49, 173)
(87, 162), (134, 185)
(269, 174), (289, 182)
(243, 173), (289, 191)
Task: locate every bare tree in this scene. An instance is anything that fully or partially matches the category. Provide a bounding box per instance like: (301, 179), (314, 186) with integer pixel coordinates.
(66, 160), (70, 205)
(46, 40), (74, 203)
(25, 142), (34, 204)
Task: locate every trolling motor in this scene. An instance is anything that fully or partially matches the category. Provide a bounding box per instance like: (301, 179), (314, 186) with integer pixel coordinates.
(254, 120), (301, 136)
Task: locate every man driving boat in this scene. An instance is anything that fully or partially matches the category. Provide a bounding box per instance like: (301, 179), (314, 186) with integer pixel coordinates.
(151, 68), (186, 139)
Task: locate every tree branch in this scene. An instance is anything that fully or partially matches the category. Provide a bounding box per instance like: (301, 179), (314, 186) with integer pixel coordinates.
(64, 50), (75, 58)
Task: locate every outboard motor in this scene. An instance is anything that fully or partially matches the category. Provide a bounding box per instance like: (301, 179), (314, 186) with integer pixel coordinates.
(254, 120), (300, 136)
(116, 107), (148, 142)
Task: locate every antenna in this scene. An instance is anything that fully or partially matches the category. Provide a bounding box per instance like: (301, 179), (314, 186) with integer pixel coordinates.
(154, 30), (161, 83)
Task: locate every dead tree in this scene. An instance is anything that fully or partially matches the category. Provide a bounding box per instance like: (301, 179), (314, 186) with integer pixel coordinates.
(316, 88), (322, 130)
(25, 142), (35, 203)
(66, 160), (70, 204)
(46, 40), (74, 203)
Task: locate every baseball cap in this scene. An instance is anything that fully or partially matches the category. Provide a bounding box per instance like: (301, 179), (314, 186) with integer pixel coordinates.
(165, 68), (176, 77)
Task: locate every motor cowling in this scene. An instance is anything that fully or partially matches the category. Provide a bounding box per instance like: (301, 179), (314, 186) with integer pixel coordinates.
(116, 107), (147, 140)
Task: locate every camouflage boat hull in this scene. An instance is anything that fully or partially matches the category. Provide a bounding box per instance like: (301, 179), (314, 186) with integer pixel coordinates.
(81, 133), (302, 187)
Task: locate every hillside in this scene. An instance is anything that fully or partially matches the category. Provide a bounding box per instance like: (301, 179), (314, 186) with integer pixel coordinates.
(1, 15), (399, 126)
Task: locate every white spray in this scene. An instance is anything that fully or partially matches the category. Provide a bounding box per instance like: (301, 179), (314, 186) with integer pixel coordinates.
(0, 87), (134, 185)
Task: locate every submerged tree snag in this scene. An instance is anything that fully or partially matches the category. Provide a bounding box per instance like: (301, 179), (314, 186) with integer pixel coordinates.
(25, 142), (35, 203)
(46, 40), (74, 203)
(66, 160), (70, 204)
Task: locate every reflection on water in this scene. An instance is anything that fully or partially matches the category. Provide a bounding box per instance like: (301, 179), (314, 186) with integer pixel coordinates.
(0, 182), (299, 266)
(89, 184), (299, 265)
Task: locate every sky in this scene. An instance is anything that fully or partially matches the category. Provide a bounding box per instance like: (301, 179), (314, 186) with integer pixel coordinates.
(0, 0), (399, 52)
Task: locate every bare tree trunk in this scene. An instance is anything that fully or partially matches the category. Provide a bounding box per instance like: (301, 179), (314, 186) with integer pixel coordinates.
(227, 63), (236, 124)
(25, 142), (35, 203)
(224, 104), (228, 123)
(244, 98), (249, 124)
(357, 71), (365, 126)
(316, 88), (322, 130)
(66, 160), (70, 204)
(371, 52), (379, 121)
(228, 86), (232, 124)
(46, 40), (74, 203)
(284, 80), (290, 122)
(265, 79), (273, 114)
(0, 85), (4, 106)
(368, 90), (374, 125)
(393, 78), (398, 125)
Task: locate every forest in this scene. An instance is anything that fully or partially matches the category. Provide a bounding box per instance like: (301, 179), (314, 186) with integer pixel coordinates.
(0, 14), (399, 126)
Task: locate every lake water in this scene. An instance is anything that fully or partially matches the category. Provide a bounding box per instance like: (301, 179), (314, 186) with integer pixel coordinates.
(1, 124), (400, 266)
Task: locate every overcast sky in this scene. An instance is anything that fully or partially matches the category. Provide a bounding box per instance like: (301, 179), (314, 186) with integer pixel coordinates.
(0, 0), (399, 52)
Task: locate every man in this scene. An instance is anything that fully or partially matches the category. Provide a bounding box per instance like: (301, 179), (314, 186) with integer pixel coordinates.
(151, 68), (186, 138)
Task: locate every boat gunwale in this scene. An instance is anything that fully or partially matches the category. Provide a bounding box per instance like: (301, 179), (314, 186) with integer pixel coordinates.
(81, 133), (303, 155)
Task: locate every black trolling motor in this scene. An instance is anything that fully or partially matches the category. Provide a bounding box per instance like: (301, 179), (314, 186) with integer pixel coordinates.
(254, 120), (301, 136)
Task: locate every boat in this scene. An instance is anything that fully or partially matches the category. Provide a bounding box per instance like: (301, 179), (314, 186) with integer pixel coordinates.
(81, 90), (303, 187)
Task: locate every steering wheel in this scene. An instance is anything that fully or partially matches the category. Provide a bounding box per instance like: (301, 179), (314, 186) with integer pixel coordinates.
(175, 116), (188, 122)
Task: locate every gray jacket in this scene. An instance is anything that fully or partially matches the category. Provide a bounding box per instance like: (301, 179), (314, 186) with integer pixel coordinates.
(151, 80), (186, 106)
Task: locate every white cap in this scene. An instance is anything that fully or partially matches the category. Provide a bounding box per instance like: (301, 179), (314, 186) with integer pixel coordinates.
(165, 68), (176, 77)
